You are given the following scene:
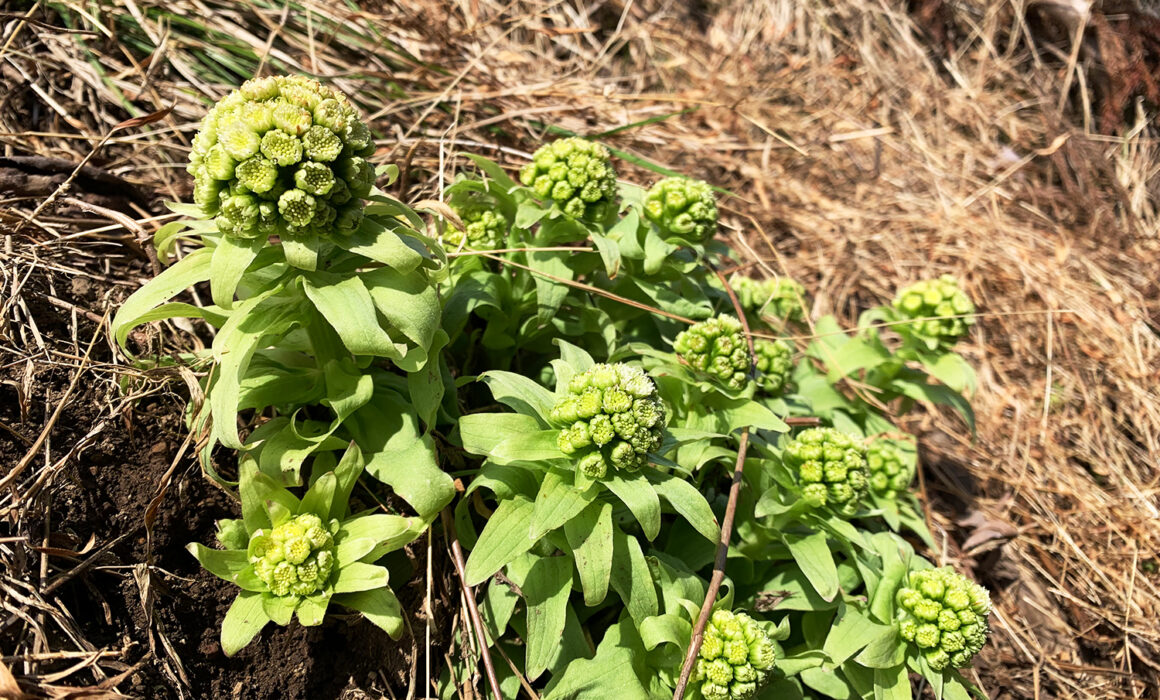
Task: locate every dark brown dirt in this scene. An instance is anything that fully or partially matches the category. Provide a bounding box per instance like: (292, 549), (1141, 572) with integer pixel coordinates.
(1, 266), (444, 699)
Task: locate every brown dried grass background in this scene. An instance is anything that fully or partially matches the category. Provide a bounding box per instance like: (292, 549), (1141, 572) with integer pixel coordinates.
(2, 0), (1159, 698)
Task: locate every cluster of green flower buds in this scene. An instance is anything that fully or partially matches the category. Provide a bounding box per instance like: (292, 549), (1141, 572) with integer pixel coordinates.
(247, 513), (337, 597)
(782, 428), (868, 515)
(674, 315), (751, 391)
(549, 363), (665, 479)
(733, 276), (806, 323)
(896, 567), (992, 671)
(188, 75), (376, 240)
(893, 275), (975, 349)
(693, 610), (777, 700)
(519, 137), (618, 222)
(753, 339), (793, 395)
(642, 176), (718, 243)
(446, 196), (508, 251)
(866, 436), (914, 498)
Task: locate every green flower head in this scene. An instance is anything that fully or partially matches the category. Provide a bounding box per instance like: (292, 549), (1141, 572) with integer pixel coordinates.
(692, 610), (776, 700)
(733, 276), (807, 323)
(673, 315), (751, 391)
(893, 275), (975, 350)
(519, 137), (618, 222)
(782, 427), (868, 516)
(896, 566), (992, 670)
(188, 75), (375, 240)
(446, 194), (509, 251)
(189, 445), (415, 656)
(866, 436), (915, 498)
(549, 363), (665, 479)
(753, 338), (794, 395)
(643, 176), (718, 243)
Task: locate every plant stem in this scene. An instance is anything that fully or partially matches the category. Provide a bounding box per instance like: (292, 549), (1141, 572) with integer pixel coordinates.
(440, 508), (503, 700)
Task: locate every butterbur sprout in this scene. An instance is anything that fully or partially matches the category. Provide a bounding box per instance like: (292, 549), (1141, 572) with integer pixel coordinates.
(753, 338), (794, 395)
(188, 75), (375, 240)
(896, 566), (992, 670)
(781, 427), (868, 516)
(673, 315), (752, 391)
(446, 195), (509, 251)
(866, 436), (915, 498)
(643, 176), (718, 243)
(732, 275), (807, 323)
(893, 275), (975, 350)
(549, 363), (665, 479)
(520, 137), (619, 222)
(692, 610), (777, 700)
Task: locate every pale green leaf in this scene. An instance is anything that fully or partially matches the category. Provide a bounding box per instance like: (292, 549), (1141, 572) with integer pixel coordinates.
(261, 593), (298, 626)
(186, 544), (265, 592)
(610, 525), (658, 624)
(823, 607), (892, 665)
(479, 371), (556, 422)
(335, 217), (424, 273)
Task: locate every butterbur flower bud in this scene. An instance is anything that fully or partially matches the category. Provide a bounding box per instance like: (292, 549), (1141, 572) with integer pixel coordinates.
(446, 195), (509, 251)
(691, 610), (776, 700)
(896, 567), (991, 670)
(732, 276), (807, 323)
(753, 339), (793, 395)
(673, 315), (752, 390)
(782, 428), (868, 516)
(866, 436), (915, 498)
(893, 275), (975, 350)
(188, 75), (376, 240)
(549, 364), (665, 478)
(519, 137), (618, 222)
(642, 176), (718, 243)
(248, 513), (337, 598)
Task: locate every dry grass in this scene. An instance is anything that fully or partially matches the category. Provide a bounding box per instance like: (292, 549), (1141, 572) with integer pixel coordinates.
(2, 0), (1159, 698)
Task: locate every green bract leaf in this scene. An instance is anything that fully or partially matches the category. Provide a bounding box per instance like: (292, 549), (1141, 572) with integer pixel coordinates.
(187, 544), (265, 592)
(333, 561), (390, 594)
(609, 525), (658, 624)
(335, 588), (405, 639)
(564, 501), (614, 606)
(784, 531), (839, 601)
(210, 234), (265, 309)
(348, 391), (455, 519)
(303, 272), (403, 358)
(464, 497), (536, 586)
(645, 470), (720, 542)
(480, 371), (557, 423)
(531, 468), (595, 540)
(604, 471), (661, 541)
(112, 246), (213, 349)
(221, 591), (269, 656)
(523, 556), (573, 680)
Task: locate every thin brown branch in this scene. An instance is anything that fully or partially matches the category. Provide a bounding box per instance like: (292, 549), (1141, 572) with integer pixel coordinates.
(477, 251), (697, 325)
(440, 508), (503, 700)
